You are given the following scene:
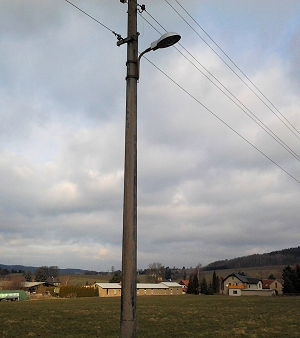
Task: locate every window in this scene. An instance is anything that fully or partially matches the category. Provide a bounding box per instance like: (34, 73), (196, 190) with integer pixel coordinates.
(233, 290), (237, 294)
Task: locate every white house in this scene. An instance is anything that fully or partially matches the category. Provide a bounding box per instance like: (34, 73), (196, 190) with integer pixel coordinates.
(223, 272), (273, 296)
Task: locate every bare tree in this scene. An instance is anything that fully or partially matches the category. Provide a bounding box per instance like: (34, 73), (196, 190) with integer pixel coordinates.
(148, 262), (164, 283)
(7, 275), (25, 290)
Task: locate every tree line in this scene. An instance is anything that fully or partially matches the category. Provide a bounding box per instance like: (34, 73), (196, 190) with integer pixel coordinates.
(187, 266), (220, 295)
(137, 263), (187, 283)
(108, 263), (188, 284)
(0, 267), (25, 276)
(23, 266), (60, 282)
(204, 246), (300, 270)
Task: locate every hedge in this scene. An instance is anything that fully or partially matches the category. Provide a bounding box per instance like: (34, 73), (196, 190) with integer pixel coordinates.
(58, 286), (98, 298)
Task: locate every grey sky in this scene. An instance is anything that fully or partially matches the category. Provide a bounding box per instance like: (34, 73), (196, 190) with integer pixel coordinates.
(0, 0), (300, 271)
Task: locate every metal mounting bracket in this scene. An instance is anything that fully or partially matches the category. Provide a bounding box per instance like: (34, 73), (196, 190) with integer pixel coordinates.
(117, 33), (140, 46)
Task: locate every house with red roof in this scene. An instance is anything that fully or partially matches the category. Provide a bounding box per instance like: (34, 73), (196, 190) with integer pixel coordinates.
(262, 279), (283, 295)
(178, 280), (189, 293)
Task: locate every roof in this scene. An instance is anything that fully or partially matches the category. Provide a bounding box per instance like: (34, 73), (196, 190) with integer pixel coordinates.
(138, 283), (168, 289)
(96, 283), (121, 289)
(178, 280), (189, 287)
(96, 283), (175, 289)
(23, 281), (56, 288)
(262, 279), (282, 289)
(23, 282), (45, 288)
(160, 282), (182, 287)
(224, 273), (260, 285)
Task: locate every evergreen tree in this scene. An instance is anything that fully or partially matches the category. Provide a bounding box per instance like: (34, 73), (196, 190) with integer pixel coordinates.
(200, 277), (208, 295)
(212, 270), (219, 294)
(187, 274), (195, 294)
(35, 267), (47, 282)
(182, 266), (186, 280)
(192, 273), (199, 295)
(282, 265), (300, 293)
(24, 271), (32, 282)
(294, 265), (300, 293)
(165, 266), (172, 280)
(208, 281), (214, 295)
(268, 273), (276, 280)
(109, 271), (122, 283)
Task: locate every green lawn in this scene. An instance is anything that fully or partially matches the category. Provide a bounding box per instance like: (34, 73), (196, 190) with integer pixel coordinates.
(1, 295), (299, 337)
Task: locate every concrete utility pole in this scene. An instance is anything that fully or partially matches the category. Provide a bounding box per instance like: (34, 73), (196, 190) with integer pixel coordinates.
(118, 1), (180, 335)
(120, 0), (138, 337)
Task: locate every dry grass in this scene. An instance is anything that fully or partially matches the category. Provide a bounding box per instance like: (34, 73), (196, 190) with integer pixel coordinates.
(1, 295), (300, 337)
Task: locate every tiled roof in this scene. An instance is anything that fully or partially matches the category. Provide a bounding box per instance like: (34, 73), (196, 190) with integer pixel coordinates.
(262, 279), (277, 289)
(179, 280), (189, 286)
(224, 273), (260, 285)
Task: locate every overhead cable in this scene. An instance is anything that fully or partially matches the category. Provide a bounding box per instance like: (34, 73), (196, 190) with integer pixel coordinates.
(167, 0), (300, 138)
(140, 12), (300, 162)
(144, 56), (300, 185)
(64, 0), (122, 40)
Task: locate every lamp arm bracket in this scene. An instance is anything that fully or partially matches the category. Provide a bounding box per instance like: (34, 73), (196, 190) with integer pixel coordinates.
(125, 59), (139, 80)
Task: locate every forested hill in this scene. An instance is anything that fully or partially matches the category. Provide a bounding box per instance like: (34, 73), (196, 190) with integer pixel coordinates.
(204, 246), (300, 271)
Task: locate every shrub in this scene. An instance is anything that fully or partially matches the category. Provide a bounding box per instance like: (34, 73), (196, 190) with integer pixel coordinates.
(58, 286), (97, 298)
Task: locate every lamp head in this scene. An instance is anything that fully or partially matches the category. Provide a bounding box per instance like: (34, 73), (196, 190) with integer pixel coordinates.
(150, 32), (181, 51)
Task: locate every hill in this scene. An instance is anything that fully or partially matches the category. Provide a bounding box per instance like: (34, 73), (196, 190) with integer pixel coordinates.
(0, 264), (90, 275)
(203, 246), (300, 271)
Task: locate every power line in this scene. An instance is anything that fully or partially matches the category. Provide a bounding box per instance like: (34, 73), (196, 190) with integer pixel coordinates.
(64, 0), (122, 40)
(140, 12), (300, 162)
(167, 0), (300, 138)
(64, 1), (300, 183)
(144, 56), (300, 185)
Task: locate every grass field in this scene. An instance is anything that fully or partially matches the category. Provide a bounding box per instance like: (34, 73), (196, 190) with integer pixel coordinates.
(1, 295), (299, 337)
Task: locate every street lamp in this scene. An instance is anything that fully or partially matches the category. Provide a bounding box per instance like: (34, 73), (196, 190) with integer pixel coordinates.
(119, 2), (180, 337)
(137, 32), (181, 78)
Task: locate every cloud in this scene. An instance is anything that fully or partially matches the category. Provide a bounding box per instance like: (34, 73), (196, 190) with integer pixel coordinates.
(0, 1), (299, 271)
